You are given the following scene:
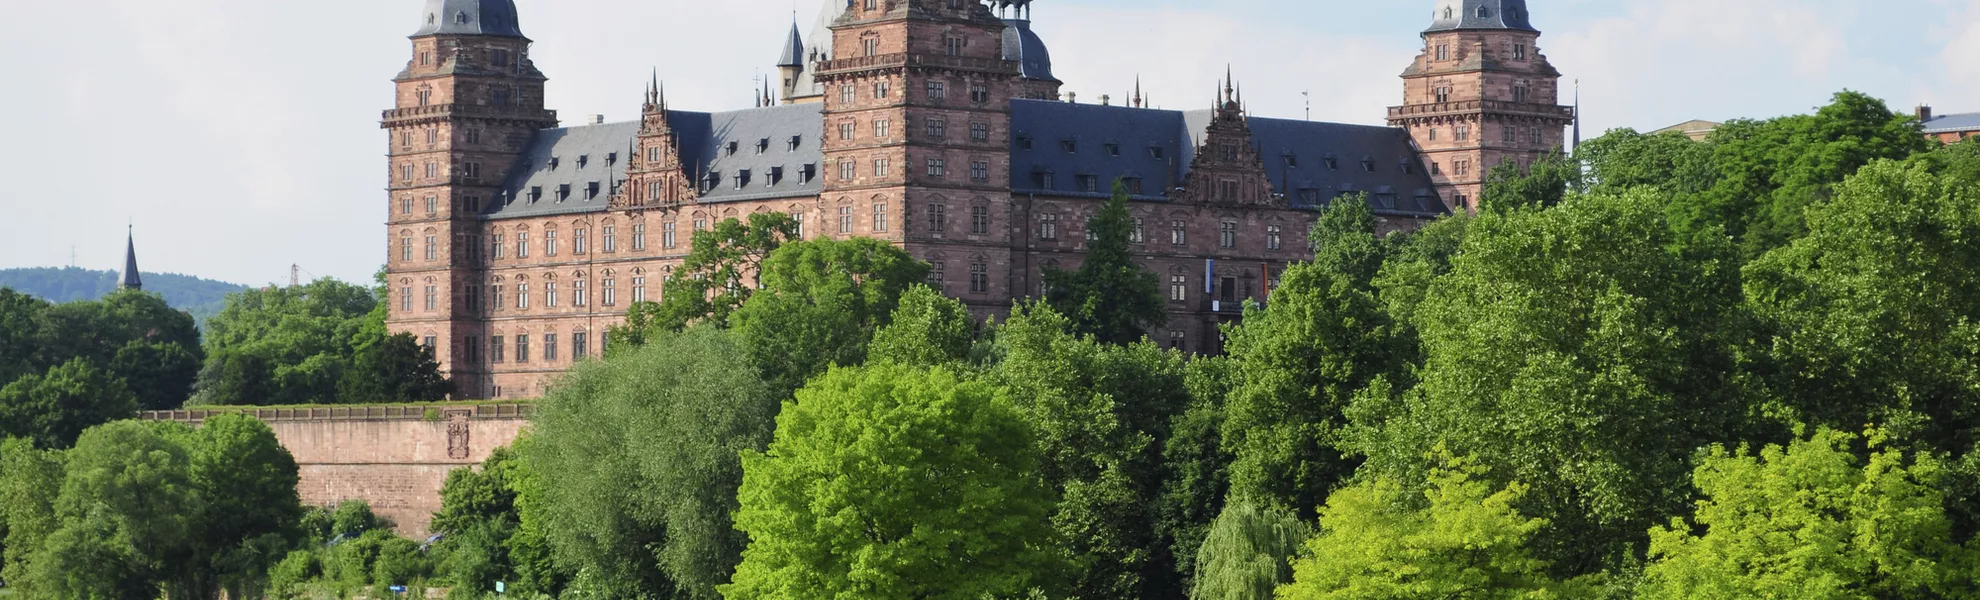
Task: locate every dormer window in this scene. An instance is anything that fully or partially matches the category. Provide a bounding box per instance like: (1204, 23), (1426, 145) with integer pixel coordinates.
(1323, 155), (1339, 170)
(703, 172), (721, 192)
(1018, 135), (1034, 151)
(529, 186), (542, 203)
(557, 184), (571, 202)
(1061, 139), (1078, 153)
(548, 156), (561, 170)
(586, 182), (601, 199)
(577, 155), (590, 169)
(456, 11), (470, 25)
(769, 166), (785, 186)
(1105, 143), (1121, 156)
(735, 170), (751, 190)
(1283, 154), (1298, 168)
(757, 138), (770, 154)
(726, 142), (739, 156)
(1476, 6), (1490, 18)
(1443, 7), (1454, 19)
(607, 152), (619, 166)
(1361, 158), (1375, 173)
(788, 135), (802, 151)
(1399, 159), (1414, 174)
(1150, 146), (1166, 160)
(801, 164), (816, 183)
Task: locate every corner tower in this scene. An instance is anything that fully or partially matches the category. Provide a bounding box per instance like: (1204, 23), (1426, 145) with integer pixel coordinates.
(383, 0), (558, 397)
(1389, 0), (1572, 212)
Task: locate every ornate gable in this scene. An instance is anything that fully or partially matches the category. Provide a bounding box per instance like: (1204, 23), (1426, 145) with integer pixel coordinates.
(612, 79), (698, 214)
(1178, 80), (1279, 207)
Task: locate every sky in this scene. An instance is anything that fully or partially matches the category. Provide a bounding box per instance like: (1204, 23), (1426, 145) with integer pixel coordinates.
(2, 0), (1976, 286)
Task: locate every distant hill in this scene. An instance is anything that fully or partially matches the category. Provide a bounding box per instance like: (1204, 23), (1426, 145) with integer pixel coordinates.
(0, 267), (251, 324)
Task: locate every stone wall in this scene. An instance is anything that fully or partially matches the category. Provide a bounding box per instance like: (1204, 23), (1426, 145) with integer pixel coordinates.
(141, 404), (533, 538)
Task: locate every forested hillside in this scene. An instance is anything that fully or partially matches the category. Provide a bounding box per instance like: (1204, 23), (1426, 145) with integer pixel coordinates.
(0, 267), (249, 323)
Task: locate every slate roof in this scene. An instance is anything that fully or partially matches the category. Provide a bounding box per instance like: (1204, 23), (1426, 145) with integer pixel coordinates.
(488, 104), (825, 219)
(1425, 0), (1536, 33)
(120, 230), (142, 290)
(785, 1), (849, 99)
(412, 0), (524, 38)
(1002, 19), (1058, 82)
(778, 22), (805, 68)
(1010, 100), (1446, 217)
(1923, 112), (1980, 134)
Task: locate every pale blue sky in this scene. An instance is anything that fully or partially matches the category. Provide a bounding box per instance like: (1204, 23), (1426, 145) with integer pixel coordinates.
(2, 0), (1975, 285)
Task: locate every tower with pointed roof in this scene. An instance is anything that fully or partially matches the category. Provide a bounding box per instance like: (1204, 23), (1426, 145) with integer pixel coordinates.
(119, 227), (142, 291)
(384, 0), (558, 397)
(1389, 0), (1573, 213)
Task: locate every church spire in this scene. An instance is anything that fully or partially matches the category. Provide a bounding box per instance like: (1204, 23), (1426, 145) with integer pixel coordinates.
(119, 226), (142, 291)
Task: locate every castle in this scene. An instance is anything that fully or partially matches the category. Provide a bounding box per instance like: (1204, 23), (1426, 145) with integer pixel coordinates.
(382, 0), (1573, 399)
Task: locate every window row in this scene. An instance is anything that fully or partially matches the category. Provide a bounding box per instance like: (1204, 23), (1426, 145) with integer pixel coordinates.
(477, 330), (595, 366)
(835, 157), (993, 182)
(401, 277), (650, 314)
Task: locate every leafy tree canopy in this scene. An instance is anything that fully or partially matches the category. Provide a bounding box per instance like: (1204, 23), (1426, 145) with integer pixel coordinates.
(734, 236), (930, 395)
(617, 213), (800, 343)
(1045, 180), (1168, 345)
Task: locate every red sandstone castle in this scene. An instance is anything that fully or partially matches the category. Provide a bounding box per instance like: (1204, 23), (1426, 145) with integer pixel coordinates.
(383, 0), (1573, 399)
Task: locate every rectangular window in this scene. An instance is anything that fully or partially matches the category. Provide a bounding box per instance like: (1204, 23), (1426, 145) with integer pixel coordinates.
(840, 160), (857, 180)
(424, 285), (437, 311)
(840, 85), (856, 105)
(603, 226), (616, 252)
(400, 286), (412, 312)
(971, 206), (989, 235)
(927, 81), (946, 101)
(874, 203), (890, 232)
(1171, 221), (1187, 246)
(970, 86), (989, 104)
(875, 119), (891, 138)
(1170, 275), (1187, 302)
(574, 280), (588, 307)
(874, 81), (890, 99)
(491, 336), (505, 363)
(840, 206), (855, 234)
(1131, 218), (1145, 244)
(928, 204), (947, 234)
(545, 334), (558, 362)
(1513, 44), (1527, 60)
(927, 262), (946, 290)
(926, 118), (947, 138)
(633, 223), (647, 250)
(970, 263), (988, 293)
(970, 122), (989, 141)
(1267, 224), (1282, 250)
(1455, 124), (1471, 141)
(517, 233), (530, 258)
(573, 332), (589, 360)
(971, 161), (989, 182)
(633, 277), (647, 303)
(574, 228), (588, 254)
(1435, 44), (1450, 61)
(401, 237), (413, 262)
(492, 285), (504, 311)
(516, 335), (530, 363)
(663, 222), (677, 249)
(603, 279), (617, 306)
(1220, 221), (1237, 249)
(875, 159), (891, 178)
(425, 235), (438, 261)
(425, 195), (438, 214)
(1039, 214), (1059, 240)
(926, 158), (946, 177)
(425, 162), (439, 179)
(517, 284), (529, 310)
(1169, 330), (1185, 350)
(945, 36), (964, 56)
(1078, 175), (1099, 193)
(546, 282), (559, 308)
(1434, 86), (1451, 104)
(401, 197), (412, 215)
(839, 122), (856, 140)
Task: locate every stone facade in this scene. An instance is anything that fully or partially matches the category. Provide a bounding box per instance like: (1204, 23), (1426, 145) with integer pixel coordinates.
(384, 0), (1567, 399)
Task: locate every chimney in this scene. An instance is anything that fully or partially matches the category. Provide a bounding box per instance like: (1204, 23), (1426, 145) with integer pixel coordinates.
(1100, 94), (1112, 106)
(1067, 91), (1078, 104)
(1918, 105), (1934, 122)
(594, 114), (606, 125)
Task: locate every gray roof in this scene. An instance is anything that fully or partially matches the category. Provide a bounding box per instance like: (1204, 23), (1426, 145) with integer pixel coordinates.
(778, 21), (805, 68)
(489, 104), (825, 219)
(1010, 100), (1446, 217)
(1002, 19), (1057, 82)
(785, 1), (849, 99)
(120, 230), (142, 290)
(1424, 0), (1536, 33)
(412, 0), (524, 38)
(1924, 112), (1980, 134)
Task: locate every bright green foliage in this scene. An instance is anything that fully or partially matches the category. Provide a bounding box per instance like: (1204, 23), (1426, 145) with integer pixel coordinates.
(177, 413), (303, 600)
(1576, 128), (1717, 198)
(338, 309), (451, 403)
(868, 285), (977, 368)
(0, 288), (204, 411)
(1640, 428), (1978, 599)
(529, 327), (780, 599)
(503, 434), (568, 597)
(1159, 357), (1237, 590)
(0, 437), (63, 593)
(0, 358), (139, 449)
(734, 236), (930, 395)
(1279, 454), (1575, 600)
(1479, 152), (1577, 213)
(432, 445), (533, 597)
(331, 500), (384, 539)
(1223, 199), (1399, 517)
(195, 278), (421, 406)
(1370, 213), (1468, 368)
(725, 364), (1065, 600)
(618, 213), (801, 341)
(1690, 91), (1930, 259)
(1045, 180), (1168, 345)
(988, 303), (1193, 600)
(0, 289), (49, 385)
(1349, 191), (1744, 574)
(1745, 159), (1980, 453)
(31, 421), (198, 600)
(1187, 501), (1308, 600)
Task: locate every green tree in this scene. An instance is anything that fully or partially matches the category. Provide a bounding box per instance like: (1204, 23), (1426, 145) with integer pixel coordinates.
(1744, 159), (1980, 453)
(1479, 152), (1577, 213)
(1045, 180), (1168, 345)
(339, 331), (451, 403)
(988, 303), (1193, 600)
(0, 289), (51, 384)
(733, 236), (930, 395)
(178, 413), (303, 600)
(528, 327), (780, 599)
(868, 284), (978, 368)
(725, 364), (1065, 600)
(1159, 357), (1237, 590)
(616, 213), (800, 343)
(0, 358), (139, 449)
(1575, 128), (1716, 198)
(195, 278), (379, 406)
(1223, 199), (1399, 517)
(433, 446), (527, 597)
(1640, 428), (1977, 599)
(110, 339), (203, 411)
(0, 437), (63, 592)
(1279, 453), (1578, 600)
(29, 421), (198, 600)
(1186, 500), (1307, 600)
(1348, 191), (1745, 575)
